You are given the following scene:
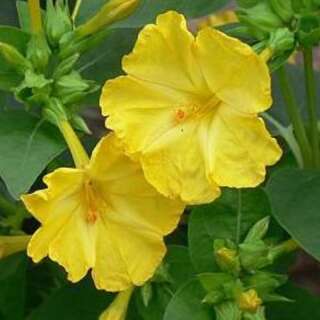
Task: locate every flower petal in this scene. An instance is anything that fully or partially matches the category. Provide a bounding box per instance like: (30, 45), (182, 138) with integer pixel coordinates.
(122, 11), (207, 94)
(101, 75), (209, 154)
(196, 27), (272, 113)
(140, 120), (221, 204)
(199, 105), (282, 187)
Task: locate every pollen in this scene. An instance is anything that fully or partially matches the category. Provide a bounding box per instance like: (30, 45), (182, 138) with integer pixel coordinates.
(175, 109), (186, 122)
(84, 180), (100, 224)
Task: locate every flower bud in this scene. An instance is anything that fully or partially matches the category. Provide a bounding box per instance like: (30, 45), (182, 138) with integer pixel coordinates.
(270, 0), (294, 22)
(214, 241), (240, 276)
(45, 0), (73, 47)
(99, 286), (134, 320)
(215, 302), (242, 320)
(244, 217), (270, 243)
(43, 97), (68, 125)
(202, 290), (224, 305)
(0, 235), (31, 259)
(239, 241), (270, 271)
(70, 114), (92, 135)
(52, 53), (80, 79)
(27, 34), (51, 72)
(268, 28), (295, 55)
(0, 42), (31, 74)
(243, 307), (266, 320)
(238, 289), (262, 313)
(76, 0), (140, 38)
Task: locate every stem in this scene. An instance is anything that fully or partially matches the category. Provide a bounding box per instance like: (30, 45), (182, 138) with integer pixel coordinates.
(262, 113), (303, 168)
(277, 66), (312, 167)
(236, 189), (242, 246)
(72, 0), (82, 22)
(28, 0), (43, 34)
(57, 120), (89, 168)
(303, 48), (320, 167)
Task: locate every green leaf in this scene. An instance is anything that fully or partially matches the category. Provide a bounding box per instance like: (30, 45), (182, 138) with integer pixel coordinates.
(0, 253), (28, 320)
(0, 26), (30, 90)
(163, 278), (215, 320)
(130, 245), (195, 320)
(28, 277), (112, 320)
(76, 0), (229, 27)
(0, 0), (19, 26)
(267, 282), (320, 319)
(0, 110), (66, 199)
(266, 168), (320, 261)
(188, 188), (271, 273)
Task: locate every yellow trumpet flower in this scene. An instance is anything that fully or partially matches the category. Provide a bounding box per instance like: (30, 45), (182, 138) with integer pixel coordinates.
(21, 130), (184, 292)
(100, 11), (282, 204)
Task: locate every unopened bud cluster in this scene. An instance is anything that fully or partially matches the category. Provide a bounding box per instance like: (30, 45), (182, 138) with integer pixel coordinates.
(0, 0), (139, 131)
(201, 217), (297, 320)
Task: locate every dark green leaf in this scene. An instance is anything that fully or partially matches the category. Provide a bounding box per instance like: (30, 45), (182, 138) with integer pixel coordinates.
(28, 277), (112, 320)
(188, 188), (270, 273)
(163, 278), (215, 320)
(266, 168), (320, 261)
(0, 110), (66, 199)
(0, 253), (28, 320)
(267, 282), (320, 319)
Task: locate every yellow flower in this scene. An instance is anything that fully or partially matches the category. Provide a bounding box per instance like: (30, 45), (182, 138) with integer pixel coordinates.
(198, 10), (238, 30)
(21, 133), (184, 292)
(99, 286), (134, 320)
(0, 235), (31, 259)
(100, 11), (282, 204)
(238, 289), (262, 312)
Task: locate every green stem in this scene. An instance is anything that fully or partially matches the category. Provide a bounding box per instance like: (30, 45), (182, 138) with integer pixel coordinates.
(303, 48), (320, 168)
(236, 189), (242, 246)
(72, 0), (82, 22)
(277, 66), (312, 167)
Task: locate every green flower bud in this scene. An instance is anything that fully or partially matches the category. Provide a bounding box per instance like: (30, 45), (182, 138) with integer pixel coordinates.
(268, 239), (299, 261)
(76, 0), (140, 38)
(244, 217), (270, 243)
(70, 114), (92, 135)
(53, 53), (80, 79)
(54, 71), (99, 105)
(214, 240), (240, 276)
(215, 302), (242, 320)
(239, 241), (270, 271)
(27, 34), (51, 72)
(270, 0), (294, 22)
(268, 28), (295, 55)
(237, 1), (284, 39)
(43, 97), (68, 125)
(140, 282), (153, 307)
(0, 42), (31, 74)
(45, 0), (73, 47)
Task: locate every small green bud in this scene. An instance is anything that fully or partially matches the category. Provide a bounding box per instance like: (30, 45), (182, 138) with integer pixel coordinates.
(140, 282), (153, 307)
(239, 241), (270, 271)
(70, 114), (92, 135)
(237, 1), (284, 39)
(268, 239), (299, 261)
(27, 34), (51, 72)
(0, 42), (31, 74)
(43, 97), (68, 125)
(54, 71), (99, 105)
(76, 0), (140, 38)
(244, 217), (270, 243)
(53, 53), (80, 79)
(270, 0), (294, 23)
(45, 0), (73, 47)
(268, 28), (295, 55)
(214, 240), (240, 276)
(215, 302), (242, 320)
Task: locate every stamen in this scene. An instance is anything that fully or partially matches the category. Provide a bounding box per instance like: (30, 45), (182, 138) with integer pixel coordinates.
(175, 109), (186, 122)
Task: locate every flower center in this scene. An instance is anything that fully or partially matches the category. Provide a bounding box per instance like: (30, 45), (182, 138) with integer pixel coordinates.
(84, 180), (101, 224)
(174, 95), (221, 123)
